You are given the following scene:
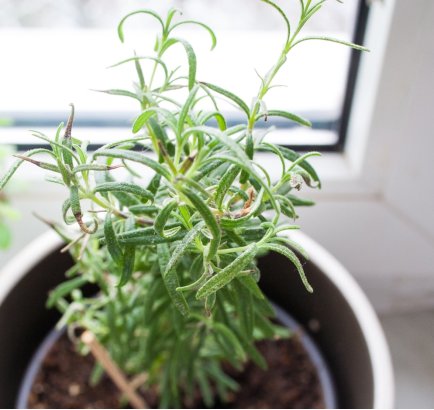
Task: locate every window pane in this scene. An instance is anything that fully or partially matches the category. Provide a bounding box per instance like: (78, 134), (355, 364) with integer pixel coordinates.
(0, 0), (360, 148)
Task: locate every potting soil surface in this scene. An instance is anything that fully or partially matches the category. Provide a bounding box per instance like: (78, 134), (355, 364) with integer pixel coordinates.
(28, 333), (325, 409)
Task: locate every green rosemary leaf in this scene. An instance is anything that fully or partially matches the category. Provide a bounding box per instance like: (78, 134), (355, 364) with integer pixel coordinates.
(286, 152), (321, 174)
(261, 142), (286, 177)
(117, 10), (165, 43)
(154, 199), (178, 238)
(260, 242), (313, 292)
(164, 7), (180, 31)
(104, 213), (123, 266)
(281, 203), (297, 219)
(108, 56), (169, 84)
(69, 185), (81, 221)
(95, 182), (153, 202)
(199, 82), (250, 117)
(157, 243), (190, 316)
(0, 148), (57, 190)
(57, 160), (72, 187)
(271, 236), (309, 260)
(132, 110), (154, 133)
(190, 126), (277, 210)
(205, 292), (216, 313)
(148, 117), (175, 157)
(237, 275), (265, 300)
(46, 276), (87, 308)
(215, 165), (239, 210)
(233, 279), (254, 337)
(62, 104), (74, 168)
(196, 244), (257, 299)
(69, 186), (98, 234)
(164, 221), (205, 275)
(241, 226), (267, 241)
(206, 363), (239, 392)
(30, 130), (80, 165)
(260, 0), (290, 44)
(72, 164), (122, 174)
(98, 180), (138, 207)
(146, 173), (161, 195)
(53, 122), (64, 154)
(194, 160), (226, 180)
(89, 363), (104, 387)
(176, 271), (208, 292)
(267, 145), (321, 188)
(170, 20), (217, 50)
(213, 322), (246, 362)
(200, 111), (227, 131)
(257, 109), (312, 127)
(179, 177), (212, 201)
(254, 312), (276, 338)
(276, 194), (297, 219)
(118, 244), (135, 287)
(114, 225), (176, 241)
(132, 107), (177, 134)
(117, 231), (185, 246)
(301, 2), (325, 26)
(162, 38), (197, 91)
(196, 368), (213, 408)
(286, 194), (315, 207)
(12, 155), (60, 173)
(61, 198), (75, 225)
(293, 36), (369, 52)
(220, 189), (264, 229)
(178, 85), (200, 137)
(178, 38), (197, 91)
(181, 188), (220, 260)
(239, 132), (254, 184)
(92, 89), (141, 102)
(134, 54), (145, 90)
(129, 205), (159, 215)
(233, 328), (267, 370)
(93, 149), (171, 180)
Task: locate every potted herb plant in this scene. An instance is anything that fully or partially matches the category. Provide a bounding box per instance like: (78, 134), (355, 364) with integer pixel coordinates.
(0, 1), (393, 408)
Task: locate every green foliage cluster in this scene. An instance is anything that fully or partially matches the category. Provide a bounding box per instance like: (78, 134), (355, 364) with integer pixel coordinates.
(0, 0), (365, 407)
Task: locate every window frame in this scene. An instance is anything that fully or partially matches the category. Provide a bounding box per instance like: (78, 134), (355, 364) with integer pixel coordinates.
(1, 0), (369, 153)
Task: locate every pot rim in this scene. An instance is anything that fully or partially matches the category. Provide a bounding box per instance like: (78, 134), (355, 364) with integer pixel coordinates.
(290, 231), (394, 409)
(0, 229), (394, 408)
(0, 230), (63, 307)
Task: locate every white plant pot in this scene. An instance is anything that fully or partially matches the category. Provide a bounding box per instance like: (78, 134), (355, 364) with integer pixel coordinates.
(0, 230), (394, 408)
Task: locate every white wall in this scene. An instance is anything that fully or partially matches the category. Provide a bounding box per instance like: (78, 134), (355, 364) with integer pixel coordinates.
(299, 0), (434, 314)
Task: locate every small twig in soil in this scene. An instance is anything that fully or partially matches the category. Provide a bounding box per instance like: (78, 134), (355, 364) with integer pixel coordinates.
(130, 372), (148, 391)
(81, 330), (148, 409)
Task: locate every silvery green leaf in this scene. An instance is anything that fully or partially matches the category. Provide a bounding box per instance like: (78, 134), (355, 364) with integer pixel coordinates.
(157, 243), (190, 316)
(260, 242), (313, 292)
(95, 182), (153, 202)
(93, 149), (171, 180)
(196, 244), (257, 299)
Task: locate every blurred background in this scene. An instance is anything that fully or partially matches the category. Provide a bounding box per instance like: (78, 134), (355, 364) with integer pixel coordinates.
(0, 0), (433, 408)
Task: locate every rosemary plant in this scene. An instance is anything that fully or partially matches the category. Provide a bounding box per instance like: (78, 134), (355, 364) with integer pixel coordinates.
(0, 1), (366, 407)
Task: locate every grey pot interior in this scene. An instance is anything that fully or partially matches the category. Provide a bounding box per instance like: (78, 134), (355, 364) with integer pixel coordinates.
(0, 247), (375, 408)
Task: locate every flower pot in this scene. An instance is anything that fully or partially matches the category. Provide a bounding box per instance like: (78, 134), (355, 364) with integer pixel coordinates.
(0, 230), (393, 408)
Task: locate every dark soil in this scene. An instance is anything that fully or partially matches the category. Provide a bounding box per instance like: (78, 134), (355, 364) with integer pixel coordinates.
(28, 333), (325, 409)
